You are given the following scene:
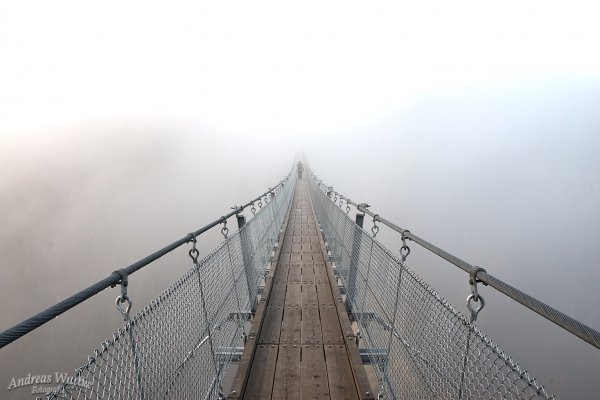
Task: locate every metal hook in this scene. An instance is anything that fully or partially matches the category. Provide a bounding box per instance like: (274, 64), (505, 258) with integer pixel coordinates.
(221, 218), (229, 239)
(466, 293), (485, 322)
(467, 267), (487, 322)
(116, 296), (132, 321)
(113, 269), (131, 321)
(400, 230), (411, 262)
(371, 214), (380, 237)
(188, 232), (200, 264)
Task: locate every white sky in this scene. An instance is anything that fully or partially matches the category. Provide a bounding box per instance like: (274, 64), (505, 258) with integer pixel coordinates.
(1, 0), (599, 136)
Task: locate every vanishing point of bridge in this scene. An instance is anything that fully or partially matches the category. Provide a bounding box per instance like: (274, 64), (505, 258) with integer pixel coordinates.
(1, 162), (599, 399)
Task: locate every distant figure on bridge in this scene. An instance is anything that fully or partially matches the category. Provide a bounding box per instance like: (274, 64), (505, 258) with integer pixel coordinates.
(297, 161), (304, 179)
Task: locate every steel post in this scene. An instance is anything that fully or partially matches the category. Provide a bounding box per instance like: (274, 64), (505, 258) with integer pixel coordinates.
(236, 213), (256, 313)
(345, 211), (364, 313)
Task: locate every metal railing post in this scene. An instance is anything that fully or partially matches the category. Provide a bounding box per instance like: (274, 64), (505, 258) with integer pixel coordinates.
(345, 211), (364, 314)
(236, 213), (256, 313)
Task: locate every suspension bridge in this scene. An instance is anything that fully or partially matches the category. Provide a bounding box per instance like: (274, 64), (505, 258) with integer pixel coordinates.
(1, 163), (599, 399)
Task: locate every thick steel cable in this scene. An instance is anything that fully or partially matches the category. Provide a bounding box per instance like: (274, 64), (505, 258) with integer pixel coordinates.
(311, 172), (600, 350)
(0, 174), (291, 349)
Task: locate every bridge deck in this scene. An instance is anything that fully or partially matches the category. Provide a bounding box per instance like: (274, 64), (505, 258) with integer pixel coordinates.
(229, 179), (374, 399)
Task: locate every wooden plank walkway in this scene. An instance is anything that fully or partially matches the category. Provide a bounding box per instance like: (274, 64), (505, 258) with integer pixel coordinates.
(229, 179), (375, 400)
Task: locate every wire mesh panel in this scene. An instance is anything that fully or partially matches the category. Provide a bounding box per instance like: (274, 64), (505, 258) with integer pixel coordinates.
(48, 171), (296, 400)
(307, 176), (555, 400)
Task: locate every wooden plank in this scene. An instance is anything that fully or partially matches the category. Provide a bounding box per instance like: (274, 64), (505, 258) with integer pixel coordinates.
(283, 241), (293, 252)
(301, 264), (315, 284)
(284, 282), (302, 307)
(259, 306), (284, 344)
(301, 345), (330, 399)
(300, 242), (311, 253)
(290, 253), (302, 264)
(292, 243), (302, 253)
(311, 252), (326, 263)
(277, 251), (291, 266)
(313, 262), (328, 283)
(301, 306), (322, 344)
(316, 283), (334, 306)
(301, 285), (318, 307)
(272, 345), (301, 400)
(310, 243), (322, 253)
(244, 344), (278, 398)
(287, 265), (302, 282)
(280, 306), (302, 344)
(324, 345), (359, 400)
(319, 305), (344, 344)
(274, 264), (290, 283)
(269, 282), (288, 307)
(301, 253), (313, 263)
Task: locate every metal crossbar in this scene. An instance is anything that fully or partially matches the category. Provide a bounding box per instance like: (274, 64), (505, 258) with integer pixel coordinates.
(307, 172), (556, 399)
(43, 170), (296, 400)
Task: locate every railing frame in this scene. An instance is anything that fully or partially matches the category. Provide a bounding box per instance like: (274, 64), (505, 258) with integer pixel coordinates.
(0, 170), (293, 349)
(311, 170), (600, 350)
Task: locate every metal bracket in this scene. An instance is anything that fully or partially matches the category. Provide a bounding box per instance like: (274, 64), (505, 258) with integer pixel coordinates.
(215, 347), (244, 363)
(359, 348), (388, 364)
(227, 312), (253, 321)
(349, 311), (376, 321)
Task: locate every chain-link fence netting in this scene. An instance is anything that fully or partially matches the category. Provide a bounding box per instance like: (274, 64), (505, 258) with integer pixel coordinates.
(308, 175), (555, 400)
(47, 171), (296, 400)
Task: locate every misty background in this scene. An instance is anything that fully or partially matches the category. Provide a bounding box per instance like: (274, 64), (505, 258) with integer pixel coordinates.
(1, 1), (599, 399)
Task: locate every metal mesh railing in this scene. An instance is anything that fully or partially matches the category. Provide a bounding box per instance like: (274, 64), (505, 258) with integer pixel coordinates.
(307, 175), (555, 400)
(47, 171), (296, 400)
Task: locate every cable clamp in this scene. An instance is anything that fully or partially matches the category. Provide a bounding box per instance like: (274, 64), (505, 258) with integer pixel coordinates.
(469, 267), (488, 291)
(357, 202), (370, 211)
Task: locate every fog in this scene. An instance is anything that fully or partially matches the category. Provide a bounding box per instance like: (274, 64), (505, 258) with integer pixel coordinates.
(1, 1), (600, 399)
